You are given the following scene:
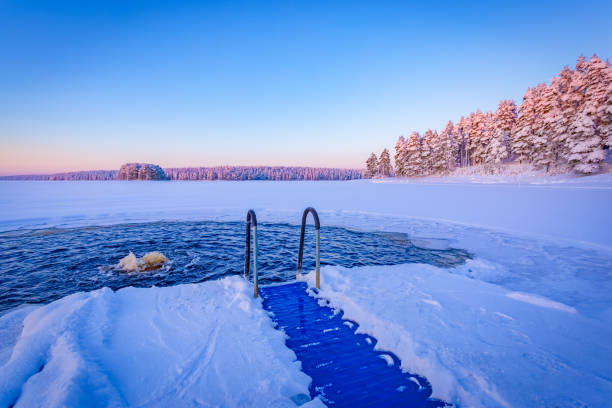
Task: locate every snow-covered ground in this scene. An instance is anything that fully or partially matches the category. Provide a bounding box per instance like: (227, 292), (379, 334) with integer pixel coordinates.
(301, 265), (612, 407)
(1, 178), (611, 407)
(382, 169), (612, 186)
(0, 277), (323, 408)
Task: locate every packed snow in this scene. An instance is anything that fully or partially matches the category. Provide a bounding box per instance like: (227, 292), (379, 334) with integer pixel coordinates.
(1, 178), (611, 407)
(301, 265), (612, 407)
(0, 277), (323, 408)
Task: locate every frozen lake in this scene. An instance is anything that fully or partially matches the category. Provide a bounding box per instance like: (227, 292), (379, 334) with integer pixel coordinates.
(1, 177), (612, 248)
(1, 179), (611, 407)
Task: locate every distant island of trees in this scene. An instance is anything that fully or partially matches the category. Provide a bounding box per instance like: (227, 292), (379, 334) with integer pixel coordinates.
(0, 163), (365, 181)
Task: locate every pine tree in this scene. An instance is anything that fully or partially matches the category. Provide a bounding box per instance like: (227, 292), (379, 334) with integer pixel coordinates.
(552, 66), (576, 167)
(404, 132), (422, 176)
(366, 153), (378, 178)
(469, 110), (488, 164)
(421, 130), (435, 175)
(428, 130), (444, 174)
(600, 83), (612, 148)
(394, 136), (407, 176)
(564, 56), (588, 121)
(440, 121), (458, 172)
(567, 111), (605, 173)
(481, 111), (495, 164)
(456, 116), (470, 167)
(378, 148), (392, 177)
(486, 100), (516, 165)
(582, 55), (612, 150)
(532, 84), (560, 172)
(513, 85), (544, 163)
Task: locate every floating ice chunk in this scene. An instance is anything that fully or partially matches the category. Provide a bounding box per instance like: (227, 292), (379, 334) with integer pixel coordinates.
(118, 251), (139, 272)
(117, 251), (168, 272)
(140, 251), (168, 271)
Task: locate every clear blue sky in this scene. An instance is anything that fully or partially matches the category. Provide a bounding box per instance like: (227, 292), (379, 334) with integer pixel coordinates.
(1, 0), (611, 174)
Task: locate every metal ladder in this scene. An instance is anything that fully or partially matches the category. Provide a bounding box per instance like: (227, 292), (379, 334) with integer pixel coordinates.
(244, 207), (320, 298)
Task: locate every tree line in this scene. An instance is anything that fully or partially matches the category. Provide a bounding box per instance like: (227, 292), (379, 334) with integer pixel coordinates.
(366, 54), (612, 177)
(164, 166), (363, 180)
(1, 166), (364, 181)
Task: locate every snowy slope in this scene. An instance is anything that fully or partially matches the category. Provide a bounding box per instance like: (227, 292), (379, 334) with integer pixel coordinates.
(0, 277), (323, 408)
(301, 265), (612, 408)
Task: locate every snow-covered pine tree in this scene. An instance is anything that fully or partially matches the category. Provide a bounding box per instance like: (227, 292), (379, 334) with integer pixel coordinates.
(482, 111), (495, 164)
(428, 130), (444, 174)
(532, 84), (560, 172)
(567, 111), (605, 173)
(378, 148), (393, 177)
(456, 116), (471, 167)
(550, 66), (576, 167)
(600, 83), (612, 149)
(565, 56), (588, 116)
(421, 130), (435, 175)
(582, 55), (612, 151)
(440, 121), (458, 172)
(366, 153), (378, 178)
(513, 85), (544, 164)
(486, 100), (516, 165)
(469, 110), (489, 164)
(394, 136), (407, 176)
(404, 131), (422, 176)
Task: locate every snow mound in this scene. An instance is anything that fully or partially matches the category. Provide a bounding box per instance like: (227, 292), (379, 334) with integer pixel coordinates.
(0, 277), (318, 408)
(301, 264), (612, 408)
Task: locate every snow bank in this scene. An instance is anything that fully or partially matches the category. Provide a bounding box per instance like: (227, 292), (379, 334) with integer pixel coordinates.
(0, 277), (321, 408)
(379, 169), (612, 186)
(301, 265), (612, 408)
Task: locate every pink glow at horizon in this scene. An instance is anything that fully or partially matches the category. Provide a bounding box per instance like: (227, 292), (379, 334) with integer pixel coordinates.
(0, 142), (365, 176)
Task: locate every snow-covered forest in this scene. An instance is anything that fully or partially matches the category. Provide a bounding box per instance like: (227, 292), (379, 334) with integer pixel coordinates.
(367, 55), (612, 177)
(163, 166), (363, 181)
(0, 166), (364, 181)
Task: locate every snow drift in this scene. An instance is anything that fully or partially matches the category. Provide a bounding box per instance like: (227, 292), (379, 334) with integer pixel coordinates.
(0, 277), (321, 408)
(301, 265), (612, 407)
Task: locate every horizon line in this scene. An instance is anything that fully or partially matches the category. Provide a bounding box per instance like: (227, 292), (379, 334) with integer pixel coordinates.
(0, 163), (367, 177)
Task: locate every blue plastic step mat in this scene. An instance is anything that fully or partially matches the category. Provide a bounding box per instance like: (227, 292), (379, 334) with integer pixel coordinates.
(260, 282), (449, 407)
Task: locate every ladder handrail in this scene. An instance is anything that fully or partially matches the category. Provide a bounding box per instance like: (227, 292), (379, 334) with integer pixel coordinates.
(297, 207), (321, 289)
(244, 209), (258, 298)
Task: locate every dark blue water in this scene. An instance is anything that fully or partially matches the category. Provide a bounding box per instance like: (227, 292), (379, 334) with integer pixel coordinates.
(0, 221), (470, 313)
